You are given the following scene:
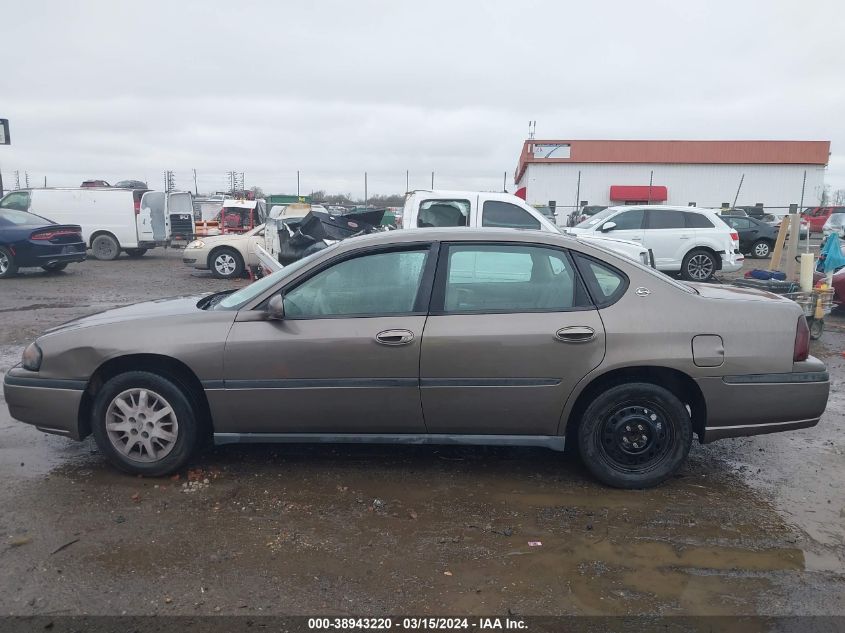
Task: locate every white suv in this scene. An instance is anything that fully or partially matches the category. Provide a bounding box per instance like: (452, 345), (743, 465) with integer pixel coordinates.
(568, 205), (743, 280)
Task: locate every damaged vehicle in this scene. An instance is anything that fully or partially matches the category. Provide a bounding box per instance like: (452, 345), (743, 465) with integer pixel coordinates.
(3, 228), (829, 488)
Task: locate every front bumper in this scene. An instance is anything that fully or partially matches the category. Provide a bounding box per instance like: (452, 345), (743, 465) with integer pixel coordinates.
(183, 248), (209, 269)
(3, 367), (85, 440)
(697, 357), (829, 442)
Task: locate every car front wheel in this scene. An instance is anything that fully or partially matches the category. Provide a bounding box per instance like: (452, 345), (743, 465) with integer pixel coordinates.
(577, 382), (692, 489)
(209, 248), (244, 279)
(681, 249), (716, 281)
(91, 371), (198, 476)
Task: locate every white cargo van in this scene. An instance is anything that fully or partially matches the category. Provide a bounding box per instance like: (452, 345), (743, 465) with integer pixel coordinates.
(0, 188), (191, 260)
(402, 190), (653, 267)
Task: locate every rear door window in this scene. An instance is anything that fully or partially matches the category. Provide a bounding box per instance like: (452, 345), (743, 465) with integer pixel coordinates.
(417, 199), (470, 227)
(481, 201), (542, 230)
(647, 209), (685, 229)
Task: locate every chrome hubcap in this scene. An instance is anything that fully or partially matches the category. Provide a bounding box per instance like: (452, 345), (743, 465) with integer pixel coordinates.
(105, 388), (179, 463)
(687, 254), (714, 280)
(214, 253), (236, 275)
(754, 243), (769, 257)
(0, 252), (8, 274)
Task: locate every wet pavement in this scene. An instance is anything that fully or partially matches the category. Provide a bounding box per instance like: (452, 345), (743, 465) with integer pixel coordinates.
(0, 249), (844, 616)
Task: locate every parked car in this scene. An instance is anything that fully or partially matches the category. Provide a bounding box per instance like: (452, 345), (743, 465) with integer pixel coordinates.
(3, 228), (828, 488)
(113, 180), (148, 189)
(822, 212), (845, 239)
(80, 179), (110, 188)
(0, 188), (189, 260)
(0, 208), (86, 278)
(568, 205), (743, 281)
(402, 191), (651, 267)
(183, 224), (264, 279)
(803, 206), (845, 234)
(719, 215), (779, 258)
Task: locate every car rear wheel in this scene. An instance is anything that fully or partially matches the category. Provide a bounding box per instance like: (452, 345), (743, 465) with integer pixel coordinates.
(751, 240), (771, 258)
(210, 248), (244, 279)
(91, 371), (198, 476)
(577, 383), (692, 489)
(91, 234), (121, 261)
(681, 249), (716, 281)
(125, 248), (147, 258)
(0, 247), (19, 278)
(41, 262), (68, 272)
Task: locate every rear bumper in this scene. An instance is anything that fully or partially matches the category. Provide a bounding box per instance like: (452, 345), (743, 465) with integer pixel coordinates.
(16, 242), (87, 267)
(3, 367), (85, 440)
(697, 360), (829, 442)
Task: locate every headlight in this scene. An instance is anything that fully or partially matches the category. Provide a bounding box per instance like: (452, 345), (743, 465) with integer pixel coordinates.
(186, 240), (206, 249)
(22, 342), (42, 371)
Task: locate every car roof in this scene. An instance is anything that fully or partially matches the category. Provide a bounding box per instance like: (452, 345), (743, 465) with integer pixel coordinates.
(331, 227), (577, 251)
(605, 205), (716, 215)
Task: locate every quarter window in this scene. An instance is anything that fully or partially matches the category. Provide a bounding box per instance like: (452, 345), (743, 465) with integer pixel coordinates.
(417, 199), (469, 227)
(683, 212), (714, 228)
(574, 254), (628, 306)
(284, 249), (428, 317)
(442, 244), (588, 313)
(481, 201), (541, 230)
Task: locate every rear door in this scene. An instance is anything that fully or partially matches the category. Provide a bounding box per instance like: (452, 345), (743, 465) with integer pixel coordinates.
(138, 192), (165, 243)
(419, 242), (605, 436)
(642, 209), (689, 269)
(166, 192), (193, 241)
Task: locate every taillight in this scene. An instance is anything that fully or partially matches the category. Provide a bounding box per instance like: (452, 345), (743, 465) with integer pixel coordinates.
(730, 231), (739, 242)
(31, 229), (80, 240)
(134, 199), (141, 215)
(793, 316), (810, 362)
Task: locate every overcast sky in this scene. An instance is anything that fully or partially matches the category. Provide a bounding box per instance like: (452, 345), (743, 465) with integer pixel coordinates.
(2, 0), (843, 199)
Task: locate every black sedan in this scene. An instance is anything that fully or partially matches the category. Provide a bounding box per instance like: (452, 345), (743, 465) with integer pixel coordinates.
(0, 208), (86, 278)
(720, 215), (779, 258)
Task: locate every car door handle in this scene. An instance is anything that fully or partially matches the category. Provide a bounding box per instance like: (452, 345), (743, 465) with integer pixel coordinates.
(555, 326), (596, 343)
(375, 329), (415, 346)
(629, 236), (642, 241)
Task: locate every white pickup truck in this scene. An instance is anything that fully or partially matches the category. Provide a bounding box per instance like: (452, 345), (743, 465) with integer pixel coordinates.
(401, 190), (654, 267)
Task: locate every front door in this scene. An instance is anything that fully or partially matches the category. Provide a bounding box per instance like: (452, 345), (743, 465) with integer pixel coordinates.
(420, 242), (606, 436)
(600, 208), (645, 246)
(219, 245), (435, 434)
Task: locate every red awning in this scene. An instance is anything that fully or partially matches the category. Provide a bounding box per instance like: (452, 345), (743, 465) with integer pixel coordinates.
(514, 186), (527, 200)
(609, 185), (668, 202)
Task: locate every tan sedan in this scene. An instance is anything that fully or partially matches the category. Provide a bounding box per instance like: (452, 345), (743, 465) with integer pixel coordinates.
(182, 225), (264, 279)
(3, 228), (829, 488)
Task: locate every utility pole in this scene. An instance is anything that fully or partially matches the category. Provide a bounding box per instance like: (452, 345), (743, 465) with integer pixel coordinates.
(24, 171), (29, 188)
(364, 172), (368, 208)
(406, 170), (409, 193)
(732, 174), (745, 209)
(431, 171), (435, 189)
(647, 170), (653, 205)
(192, 169), (198, 196)
(0, 167), (4, 196)
(296, 170), (300, 197)
(503, 171), (507, 193)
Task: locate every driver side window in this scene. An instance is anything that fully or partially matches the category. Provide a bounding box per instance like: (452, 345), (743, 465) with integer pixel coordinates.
(606, 209), (644, 230)
(284, 249), (429, 318)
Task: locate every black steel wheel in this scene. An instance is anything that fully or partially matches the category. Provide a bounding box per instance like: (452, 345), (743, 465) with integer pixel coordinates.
(577, 382), (692, 488)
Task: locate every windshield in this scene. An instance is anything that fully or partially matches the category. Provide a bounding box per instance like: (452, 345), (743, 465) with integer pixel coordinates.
(575, 208), (616, 229)
(215, 244), (340, 309)
(827, 214), (845, 227)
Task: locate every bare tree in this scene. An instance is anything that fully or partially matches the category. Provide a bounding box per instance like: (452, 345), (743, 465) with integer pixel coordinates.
(832, 189), (845, 206)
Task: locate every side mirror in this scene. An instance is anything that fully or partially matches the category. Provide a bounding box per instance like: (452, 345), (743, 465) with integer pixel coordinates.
(267, 294), (285, 320)
(600, 221), (617, 232)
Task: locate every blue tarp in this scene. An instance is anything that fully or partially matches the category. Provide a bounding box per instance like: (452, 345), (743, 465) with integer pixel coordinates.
(820, 234), (845, 273)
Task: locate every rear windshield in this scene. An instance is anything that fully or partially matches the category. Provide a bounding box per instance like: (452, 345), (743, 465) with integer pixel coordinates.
(0, 208), (52, 226)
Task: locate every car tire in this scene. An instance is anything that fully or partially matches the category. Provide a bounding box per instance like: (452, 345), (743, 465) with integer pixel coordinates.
(91, 371), (199, 476)
(209, 247), (244, 279)
(809, 319), (824, 341)
(577, 382), (692, 489)
(91, 234), (121, 261)
(41, 262), (68, 272)
(751, 240), (771, 259)
(681, 249), (716, 281)
(0, 246), (19, 278)
(125, 248), (148, 258)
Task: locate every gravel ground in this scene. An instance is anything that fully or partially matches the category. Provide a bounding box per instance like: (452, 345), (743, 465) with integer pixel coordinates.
(0, 246), (843, 616)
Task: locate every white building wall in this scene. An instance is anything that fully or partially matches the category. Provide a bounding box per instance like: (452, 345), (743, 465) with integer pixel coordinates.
(518, 162), (826, 210)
